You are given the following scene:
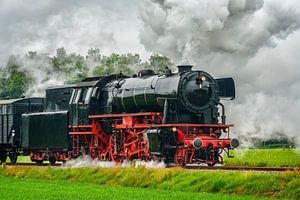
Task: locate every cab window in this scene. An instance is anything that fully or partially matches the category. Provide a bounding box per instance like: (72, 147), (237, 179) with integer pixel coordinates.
(91, 87), (99, 98)
(75, 89), (82, 103)
(69, 89), (76, 104)
(78, 88), (88, 103)
(84, 88), (93, 104)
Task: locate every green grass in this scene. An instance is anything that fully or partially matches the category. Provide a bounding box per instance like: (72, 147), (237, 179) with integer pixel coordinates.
(0, 176), (281, 200)
(11, 156), (31, 163)
(1, 167), (299, 199)
(224, 149), (300, 167)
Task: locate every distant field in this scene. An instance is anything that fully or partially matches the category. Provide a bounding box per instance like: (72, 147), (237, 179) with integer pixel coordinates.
(224, 149), (300, 167)
(0, 176), (282, 200)
(1, 166), (299, 199)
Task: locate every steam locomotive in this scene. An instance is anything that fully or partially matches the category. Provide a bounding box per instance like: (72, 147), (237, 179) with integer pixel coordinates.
(0, 65), (239, 166)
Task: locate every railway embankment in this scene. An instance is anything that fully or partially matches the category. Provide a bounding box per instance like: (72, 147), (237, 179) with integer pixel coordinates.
(1, 166), (299, 199)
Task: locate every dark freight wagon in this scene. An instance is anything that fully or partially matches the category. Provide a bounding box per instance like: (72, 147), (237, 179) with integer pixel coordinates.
(0, 98), (44, 163)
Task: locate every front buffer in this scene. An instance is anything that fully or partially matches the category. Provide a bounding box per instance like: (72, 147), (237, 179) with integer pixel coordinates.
(174, 125), (239, 166)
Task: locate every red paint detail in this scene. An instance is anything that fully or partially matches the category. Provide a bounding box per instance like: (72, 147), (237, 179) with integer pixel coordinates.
(66, 112), (235, 166)
(177, 129), (186, 143)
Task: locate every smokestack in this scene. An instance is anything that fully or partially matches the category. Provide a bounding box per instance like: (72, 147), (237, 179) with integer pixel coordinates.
(177, 65), (193, 73)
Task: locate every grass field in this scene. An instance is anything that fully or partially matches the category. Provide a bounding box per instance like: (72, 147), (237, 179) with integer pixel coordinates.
(0, 176), (282, 200)
(1, 167), (299, 199)
(224, 149), (300, 167)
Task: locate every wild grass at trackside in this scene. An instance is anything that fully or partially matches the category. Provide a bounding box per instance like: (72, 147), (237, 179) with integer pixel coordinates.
(224, 149), (300, 167)
(0, 176), (277, 200)
(0, 167), (299, 199)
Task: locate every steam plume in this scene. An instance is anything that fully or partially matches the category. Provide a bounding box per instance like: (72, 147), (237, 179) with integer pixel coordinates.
(139, 0), (300, 147)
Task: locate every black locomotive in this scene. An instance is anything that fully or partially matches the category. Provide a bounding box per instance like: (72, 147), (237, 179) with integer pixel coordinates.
(0, 65), (238, 166)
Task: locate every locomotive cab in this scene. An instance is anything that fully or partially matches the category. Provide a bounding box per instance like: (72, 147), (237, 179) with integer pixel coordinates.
(69, 77), (101, 125)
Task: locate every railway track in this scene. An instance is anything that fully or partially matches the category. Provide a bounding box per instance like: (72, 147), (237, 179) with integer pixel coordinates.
(3, 162), (61, 167)
(2, 162), (300, 172)
(183, 165), (300, 172)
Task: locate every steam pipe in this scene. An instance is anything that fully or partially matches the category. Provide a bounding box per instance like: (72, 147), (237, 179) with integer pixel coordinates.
(218, 102), (226, 124)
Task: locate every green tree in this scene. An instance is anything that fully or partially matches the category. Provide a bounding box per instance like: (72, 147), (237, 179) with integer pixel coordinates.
(86, 48), (101, 62)
(0, 56), (32, 99)
(52, 47), (88, 83)
(143, 54), (174, 74)
(93, 53), (141, 76)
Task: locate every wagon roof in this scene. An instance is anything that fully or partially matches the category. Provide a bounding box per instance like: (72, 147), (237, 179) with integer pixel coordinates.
(0, 97), (44, 105)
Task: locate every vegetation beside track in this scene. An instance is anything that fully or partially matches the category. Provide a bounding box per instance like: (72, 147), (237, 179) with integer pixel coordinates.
(224, 149), (300, 167)
(0, 167), (299, 199)
(0, 176), (277, 200)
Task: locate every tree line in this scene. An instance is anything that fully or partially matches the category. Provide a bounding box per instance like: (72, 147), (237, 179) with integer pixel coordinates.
(0, 47), (173, 99)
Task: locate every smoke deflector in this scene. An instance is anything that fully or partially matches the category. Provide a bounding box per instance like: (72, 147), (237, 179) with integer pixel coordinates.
(216, 78), (235, 100)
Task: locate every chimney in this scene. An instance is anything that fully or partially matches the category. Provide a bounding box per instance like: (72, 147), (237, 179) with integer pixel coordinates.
(177, 65), (193, 73)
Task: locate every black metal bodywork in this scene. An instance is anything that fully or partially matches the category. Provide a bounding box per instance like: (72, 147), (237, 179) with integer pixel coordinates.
(21, 86), (74, 152)
(68, 66), (235, 125)
(45, 85), (74, 111)
(22, 111), (69, 150)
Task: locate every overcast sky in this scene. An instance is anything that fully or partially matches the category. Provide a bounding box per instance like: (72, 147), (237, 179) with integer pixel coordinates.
(0, 0), (148, 62)
(0, 0), (300, 146)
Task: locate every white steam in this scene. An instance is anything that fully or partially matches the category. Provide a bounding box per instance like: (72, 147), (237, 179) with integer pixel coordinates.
(63, 155), (166, 169)
(21, 54), (65, 96)
(139, 0), (300, 147)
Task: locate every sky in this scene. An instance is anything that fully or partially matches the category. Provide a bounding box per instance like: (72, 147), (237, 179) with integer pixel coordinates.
(0, 0), (300, 146)
(0, 0), (147, 62)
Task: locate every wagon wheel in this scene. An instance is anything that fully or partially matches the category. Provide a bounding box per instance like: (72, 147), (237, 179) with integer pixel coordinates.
(9, 152), (18, 164)
(36, 160), (43, 165)
(0, 150), (7, 163)
(49, 156), (56, 165)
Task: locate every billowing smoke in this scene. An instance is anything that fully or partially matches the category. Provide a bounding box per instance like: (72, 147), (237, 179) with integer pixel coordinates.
(0, 0), (146, 96)
(0, 0), (147, 63)
(139, 0), (300, 147)
(21, 54), (65, 97)
(63, 155), (166, 168)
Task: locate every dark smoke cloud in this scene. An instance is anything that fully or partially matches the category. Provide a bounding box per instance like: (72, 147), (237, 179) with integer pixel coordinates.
(139, 0), (300, 147)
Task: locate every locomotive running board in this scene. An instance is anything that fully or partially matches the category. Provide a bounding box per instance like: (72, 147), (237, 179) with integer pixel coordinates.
(69, 125), (93, 135)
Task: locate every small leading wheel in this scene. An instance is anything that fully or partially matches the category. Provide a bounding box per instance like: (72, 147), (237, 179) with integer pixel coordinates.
(0, 150), (7, 163)
(9, 152), (18, 164)
(175, 156), (185, 166)
(49, 156), (56, 165)
(207, 162), (216, 167)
